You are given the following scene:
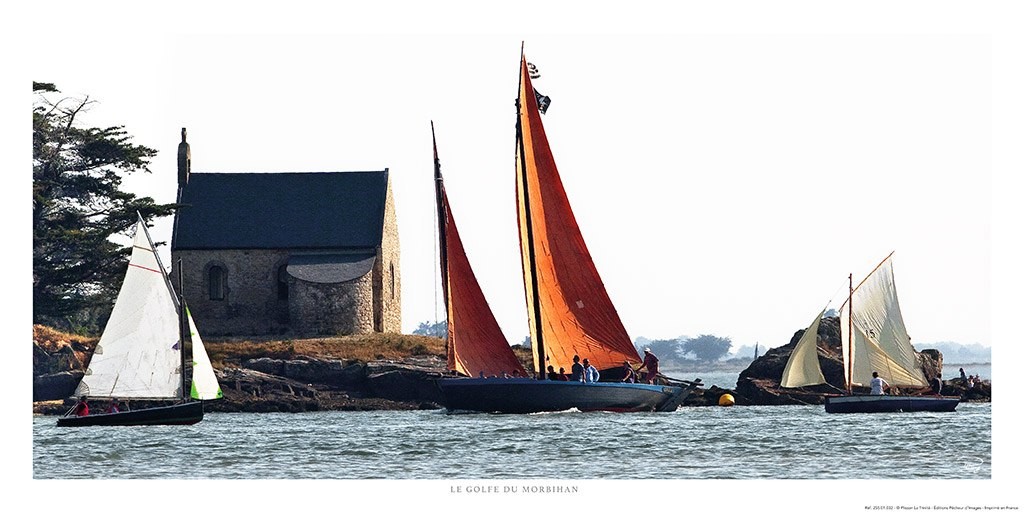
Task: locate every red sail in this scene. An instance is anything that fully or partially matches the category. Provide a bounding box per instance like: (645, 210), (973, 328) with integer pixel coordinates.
(434, 129), (526, 378)
(515, 56), (642, 374)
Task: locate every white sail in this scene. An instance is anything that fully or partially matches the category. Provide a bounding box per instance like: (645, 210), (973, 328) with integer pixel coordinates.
(840, 254), (928, 388)
(74, 219), (183, 399)
(780, 309), (827, 388)
(188, 308), (223, 400)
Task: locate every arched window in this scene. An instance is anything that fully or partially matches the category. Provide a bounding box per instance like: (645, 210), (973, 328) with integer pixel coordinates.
(208, 265), (226, 301)
(277, 265), (289, 300)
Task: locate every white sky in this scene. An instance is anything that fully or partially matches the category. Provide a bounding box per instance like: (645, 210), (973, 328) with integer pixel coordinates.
(26, 31), (995, 350)
(6, 1), (1024, 506)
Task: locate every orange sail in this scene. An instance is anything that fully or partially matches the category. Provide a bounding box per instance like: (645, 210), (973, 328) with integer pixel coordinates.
(433, 124), (527, 378)
(515, 55), (642, 375)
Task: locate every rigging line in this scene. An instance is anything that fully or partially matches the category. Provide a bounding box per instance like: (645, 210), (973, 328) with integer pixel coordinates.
(433, 178), (439, 329)
(838, 251), (896, 311)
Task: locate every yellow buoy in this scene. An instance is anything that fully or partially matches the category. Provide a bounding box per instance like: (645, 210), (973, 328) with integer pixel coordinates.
(718, 393), (735, 407)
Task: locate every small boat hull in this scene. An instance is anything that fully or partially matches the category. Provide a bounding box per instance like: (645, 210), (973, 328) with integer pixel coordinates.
(437, 378), (693, 414)
(824, 394), (960, 414)
(56, 401), (204, 427)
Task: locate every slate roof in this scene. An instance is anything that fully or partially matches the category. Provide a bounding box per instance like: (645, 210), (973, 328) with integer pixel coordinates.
(286, 252), (377, 284)
(172, 170), (389, 250)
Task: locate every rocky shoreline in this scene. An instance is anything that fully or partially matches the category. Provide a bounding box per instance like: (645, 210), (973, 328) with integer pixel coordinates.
(34, 354), (451, 415)
(32, 321), (990, 413)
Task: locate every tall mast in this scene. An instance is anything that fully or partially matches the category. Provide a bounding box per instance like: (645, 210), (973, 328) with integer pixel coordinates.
(431, 122), (451, 354)
(846, 272), (853, 395)
(177, 258), (189, 401)
(516, 49), (547, 380)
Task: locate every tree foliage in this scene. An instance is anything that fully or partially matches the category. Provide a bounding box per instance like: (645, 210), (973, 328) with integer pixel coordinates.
(680, 334), (733, 363)
(33, 82), (175, 330)
(635, 337), (686, 365)
(413, 320), (448, 338)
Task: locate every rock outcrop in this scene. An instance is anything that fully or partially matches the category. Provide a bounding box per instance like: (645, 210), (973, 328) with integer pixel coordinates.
(733, 316), (989, 405)
(32, 335), (449, 413)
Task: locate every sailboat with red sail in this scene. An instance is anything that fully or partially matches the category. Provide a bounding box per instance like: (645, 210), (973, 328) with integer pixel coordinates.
(433, 50), (700, 413)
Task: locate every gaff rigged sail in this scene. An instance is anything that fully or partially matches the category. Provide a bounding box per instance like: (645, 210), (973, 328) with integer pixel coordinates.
(840, 253), (928, 388)
(434, 125), (527, 378)
(515, 55), (641, 374)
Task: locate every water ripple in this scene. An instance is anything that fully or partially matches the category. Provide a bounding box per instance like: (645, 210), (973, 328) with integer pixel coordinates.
(33, 403), (991, 479)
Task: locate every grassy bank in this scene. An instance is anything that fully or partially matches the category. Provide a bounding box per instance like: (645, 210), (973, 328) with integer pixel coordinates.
(34, 324), (451, 369)
(203, 332), (447, 367)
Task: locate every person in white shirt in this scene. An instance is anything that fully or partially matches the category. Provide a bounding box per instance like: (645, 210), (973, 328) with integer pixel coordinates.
(582, 358), (600, 383)
(870, 371), (889, 395)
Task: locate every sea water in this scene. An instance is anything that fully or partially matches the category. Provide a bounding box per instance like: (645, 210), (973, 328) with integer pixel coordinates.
(33, 402), (991, 480)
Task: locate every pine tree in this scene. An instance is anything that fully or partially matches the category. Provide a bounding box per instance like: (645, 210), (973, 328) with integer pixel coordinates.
(33, 82), (175, 330)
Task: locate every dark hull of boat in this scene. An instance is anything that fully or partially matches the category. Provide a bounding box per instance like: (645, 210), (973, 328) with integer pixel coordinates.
(56, 401), (204, 427)
(437, 378), (693, 414)
(824, 395), (960, 414)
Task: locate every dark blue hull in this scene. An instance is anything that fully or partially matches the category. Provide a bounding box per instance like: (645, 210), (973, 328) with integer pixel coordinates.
(824, 395), (960, 413)
(437, 378), (692, 414)
(56, 401), (204, 427)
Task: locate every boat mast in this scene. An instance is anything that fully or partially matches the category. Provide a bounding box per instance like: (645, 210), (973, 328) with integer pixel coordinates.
(516, 46), (546, 380)
(846, 272), (853, 395)
(177, 258), (189, 402)
(431, 122), (452, 356)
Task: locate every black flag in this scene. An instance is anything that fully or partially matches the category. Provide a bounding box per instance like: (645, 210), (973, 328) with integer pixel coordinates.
(527, 62), (541, 79)
(527, 62), (550, 113)
(534, 89), (551, 114)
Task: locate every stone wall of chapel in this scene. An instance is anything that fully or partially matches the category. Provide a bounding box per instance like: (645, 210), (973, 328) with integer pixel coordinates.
(290, 274), (373, 335)
(376, 177), (402, 332)
(174, 249), (291, 336)
(173, 249), (374, 336)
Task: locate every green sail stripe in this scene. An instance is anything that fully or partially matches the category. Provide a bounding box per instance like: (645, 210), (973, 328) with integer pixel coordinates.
(191, 381), (224, 399)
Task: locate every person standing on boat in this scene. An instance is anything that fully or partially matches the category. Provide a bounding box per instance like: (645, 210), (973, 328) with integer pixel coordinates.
(571, 355), (584, 382)
(931, 374), (943, 395)
(107, 400), (120, 414)
(74, 398), (89, 417)
(582, 359), (600, 383)
(638, 347), (660, 384)
(870, 372), (889, 395)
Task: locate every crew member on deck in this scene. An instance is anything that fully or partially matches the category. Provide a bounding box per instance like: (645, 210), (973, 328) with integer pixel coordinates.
(582, 359), (600, 383)
(620, 361), (637, 383)
(638, 347), (660, 384)
(931, 374), (943, 395)
(870, 372), (889, 395)
(571, 355), (584, 382)
(547, 365), (559, 380)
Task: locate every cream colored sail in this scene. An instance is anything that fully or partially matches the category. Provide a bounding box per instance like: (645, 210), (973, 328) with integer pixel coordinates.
(74, 219), (183, 399)
(780, 309), (827, 388)
(840, 253), (928, 388)
(188, 308), (223, 400)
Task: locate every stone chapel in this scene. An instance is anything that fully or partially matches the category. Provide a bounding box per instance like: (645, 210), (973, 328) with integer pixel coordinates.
(170, 128), (401, 336)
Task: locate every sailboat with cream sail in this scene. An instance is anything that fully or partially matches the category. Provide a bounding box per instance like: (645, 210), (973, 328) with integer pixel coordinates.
(433, 51), (699, 413)
(57, 215), (222, 426)
(781, 252), (959, 413)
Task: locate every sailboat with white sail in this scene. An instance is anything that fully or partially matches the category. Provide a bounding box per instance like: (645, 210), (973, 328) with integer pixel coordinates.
(781, 252), (959, 413)
(434, 49), (699, 413)
(57, 215), (222, 426)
